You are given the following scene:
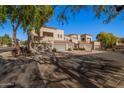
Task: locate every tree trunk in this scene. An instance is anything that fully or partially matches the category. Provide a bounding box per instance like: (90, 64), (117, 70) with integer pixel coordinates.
(11, 22), (20, 56)
(13, 30), (17, 47)
(27, 30), (31, 51)
(27, 30), (36, 53)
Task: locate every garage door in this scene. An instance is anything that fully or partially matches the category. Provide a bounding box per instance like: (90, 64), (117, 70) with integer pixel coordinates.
(94, 45), (101, 50)
(68, 43), (74, 50)
(84, 44), (92, 51)
(54, 44), (66, 51)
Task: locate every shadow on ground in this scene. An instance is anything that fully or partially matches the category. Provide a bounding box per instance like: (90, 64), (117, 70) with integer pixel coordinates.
(36, 52), (124, 88)
(0, 52), (124, 88)
(0, 56), (44, 88)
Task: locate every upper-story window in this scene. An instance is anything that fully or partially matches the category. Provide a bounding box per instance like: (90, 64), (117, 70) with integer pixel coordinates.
(73, 37), (77, 39)
(87, 38), (91, 41)
(81, 38), (85, 41)
(60, 34), (62, 38)
(58, 34), (62, 38)
(43, 32), (53, 37)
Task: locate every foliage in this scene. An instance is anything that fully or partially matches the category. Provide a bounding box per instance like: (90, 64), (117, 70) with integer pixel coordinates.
(20, 6), (54, 52)
(93, 5), (119, 23)
(55, 5), (86, 25)
(0, 34), (12, 46)
(73, 47), (85, 50)
(52, 48), (57, 52)
(20, 6), (53, 34)
(96, 32), (119, 48)
(0, 6), (54, 52)
(0, 6), (26, 50)
(68, 48), (72, 51)
(0, 5), (123, 50)
(73, 47), (78, 50)
(0, 6), (7, 26)
(55, 5), (123, 24)
(20, 40), (27, 46)
(79, 48), (85, 50)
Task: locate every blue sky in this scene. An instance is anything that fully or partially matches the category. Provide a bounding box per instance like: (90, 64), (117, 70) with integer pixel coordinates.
(0, 6), (124, 41)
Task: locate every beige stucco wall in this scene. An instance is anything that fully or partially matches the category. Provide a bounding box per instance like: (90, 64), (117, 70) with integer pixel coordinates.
(66, 43), (74, 50)
(64, 36), (70, 41)
(85, 35), (92, 43)
(40, 27), (56, 36)
(54, 29), (64, 41)
(92, 41), (101, 50)
(39, 27), (64, 42)
(68, 35), (79, 43)
(93, 41), (101, 45)
(31, 27), (95, 51)
(77, 35), (81, 41)
(81, 34), (92, 43)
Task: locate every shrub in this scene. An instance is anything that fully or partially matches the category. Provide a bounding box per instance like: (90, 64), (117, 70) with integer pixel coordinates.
(52, 48), (57, 52)
(73, 48), (78, 50)
(79, 48), (85, 50)
(68, 48), (72, 51)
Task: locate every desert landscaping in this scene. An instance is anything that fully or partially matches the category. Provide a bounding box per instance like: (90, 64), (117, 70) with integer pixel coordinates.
(0, 5), (124, 88)
(0, 50), (124, 88)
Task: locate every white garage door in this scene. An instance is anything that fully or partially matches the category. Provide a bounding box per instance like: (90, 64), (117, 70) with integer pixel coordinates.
(84, 44), (92, 51)
(54, 44), (66, 51)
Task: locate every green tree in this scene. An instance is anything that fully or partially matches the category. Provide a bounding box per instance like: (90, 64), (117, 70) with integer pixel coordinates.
(20, 40), (27, 46)
(0, 34), (12, 46)
(0, 6), (54, 53)
(0, 6), (6, 26)
(20, 6), (53, 52)
(55, 5), (123, 24)
(0, 6), (25, 55)
(96, 32), (118, 49)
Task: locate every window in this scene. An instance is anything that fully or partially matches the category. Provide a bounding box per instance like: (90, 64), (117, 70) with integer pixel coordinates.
(60, 34), (62, 38)
(43, 32), (53, 37)
(81, 38), (85, 41)
(69, 39), (72, 42)
(58, 34), (59, 38)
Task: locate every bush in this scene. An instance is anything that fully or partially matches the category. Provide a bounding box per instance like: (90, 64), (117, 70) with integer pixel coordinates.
(73, 48), (78, 50)
(52, 48), (57, 52)
(79, 48), (85, 50)
(68, 48), (72, 51)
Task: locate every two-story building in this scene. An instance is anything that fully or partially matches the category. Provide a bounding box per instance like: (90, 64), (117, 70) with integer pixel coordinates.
(65, 34), (80, 44)
(119, 38), (124, 45)
(32, 26), (94, 51)
(39, 27), (64, 43)
(80, 34), (92, 43)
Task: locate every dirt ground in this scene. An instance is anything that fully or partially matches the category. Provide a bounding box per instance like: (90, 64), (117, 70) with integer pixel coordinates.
(0, 50), (124, 88)
(64, 50), (124, 63)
